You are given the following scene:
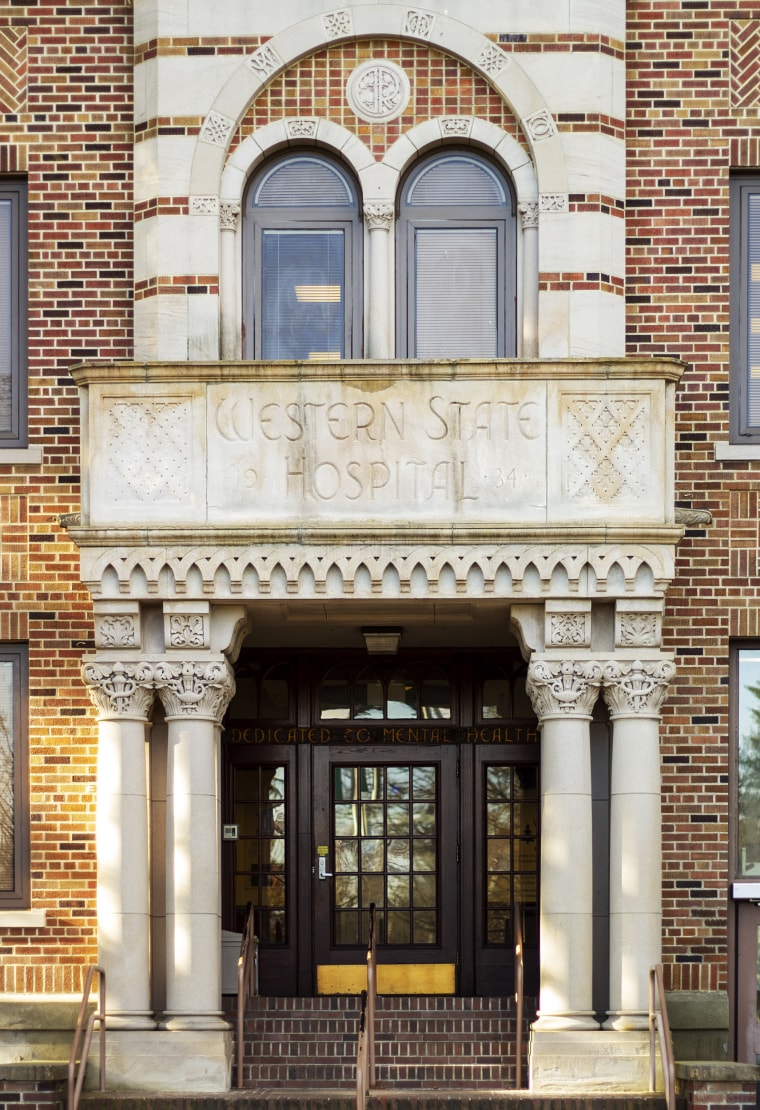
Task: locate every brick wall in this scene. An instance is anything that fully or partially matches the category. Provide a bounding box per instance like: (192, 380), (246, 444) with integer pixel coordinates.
(0, 2), (132, 991)
(625, 0), (758, 994)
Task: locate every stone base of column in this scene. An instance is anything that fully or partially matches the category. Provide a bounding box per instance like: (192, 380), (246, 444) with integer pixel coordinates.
(103, 1012), (157, 1031)
(159, 1013), (230, 1032)
(91, 1028), (233, 1092)
(603, 1010), (650, 1031)
(532, 1011), (599, 1031)
(529, 1029), (657, 1092)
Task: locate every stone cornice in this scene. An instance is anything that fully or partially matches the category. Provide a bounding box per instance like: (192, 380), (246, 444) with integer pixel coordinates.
(70, 357), (686, 387)
(70, 538), (681, 599)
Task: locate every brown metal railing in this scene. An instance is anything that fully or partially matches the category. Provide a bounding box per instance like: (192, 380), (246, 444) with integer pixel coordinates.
(356, 902), (377, 1109)
(514, 902), (525, 1089)
(649, 963), (675, 1110)
(68, 964), (106, 1110)
(236, 903), (259, 1089)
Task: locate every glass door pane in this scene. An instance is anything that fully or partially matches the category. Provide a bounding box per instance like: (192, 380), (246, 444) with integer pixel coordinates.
(333, 763), (438, 947)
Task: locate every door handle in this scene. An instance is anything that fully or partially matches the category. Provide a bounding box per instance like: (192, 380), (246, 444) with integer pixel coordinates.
(318, 855), (333, 880)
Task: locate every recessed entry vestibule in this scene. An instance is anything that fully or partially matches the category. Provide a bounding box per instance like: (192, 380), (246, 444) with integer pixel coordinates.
(221, 646), (543, 999)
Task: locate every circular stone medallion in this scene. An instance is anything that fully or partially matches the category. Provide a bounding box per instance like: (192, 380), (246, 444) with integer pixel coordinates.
(346, 59), (411, 122)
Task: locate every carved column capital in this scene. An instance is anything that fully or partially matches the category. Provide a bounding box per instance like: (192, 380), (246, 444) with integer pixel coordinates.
(526, 658), (602, 719)
(82, 659), (156, 720)
(154, 657), (235, 723)
(519, 201), (539, 229)
(602, 658), (675, 718)
(364, 203), (394, 231)
(219, 202), (241, 231)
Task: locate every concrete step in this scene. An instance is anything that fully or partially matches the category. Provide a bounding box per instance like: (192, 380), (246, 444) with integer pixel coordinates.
(78, 1093), (668, 1110)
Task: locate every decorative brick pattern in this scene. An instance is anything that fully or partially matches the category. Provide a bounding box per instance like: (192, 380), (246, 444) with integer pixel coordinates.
(0, 27), (26, 115)
(236, 40), (526, 159)
(730, 20), (760, 109)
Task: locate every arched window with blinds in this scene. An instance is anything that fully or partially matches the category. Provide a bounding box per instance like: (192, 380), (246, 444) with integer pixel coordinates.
(397, 151), (516, 359)
(244, 153), (362, 360)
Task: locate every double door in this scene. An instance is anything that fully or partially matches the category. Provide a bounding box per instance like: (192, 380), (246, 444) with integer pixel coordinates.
(223, 737), (538, 997)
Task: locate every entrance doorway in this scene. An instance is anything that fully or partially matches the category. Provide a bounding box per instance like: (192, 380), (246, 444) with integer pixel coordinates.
(222, 650), (539, 997)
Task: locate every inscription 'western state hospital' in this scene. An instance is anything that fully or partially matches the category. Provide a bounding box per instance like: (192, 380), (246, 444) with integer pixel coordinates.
(207, 382), (547, 520)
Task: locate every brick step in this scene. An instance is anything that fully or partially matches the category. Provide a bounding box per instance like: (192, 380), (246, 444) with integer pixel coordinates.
(238, 995), (529, 1089)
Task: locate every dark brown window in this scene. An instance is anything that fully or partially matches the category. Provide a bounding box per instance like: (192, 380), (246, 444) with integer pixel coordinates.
(0, 645), (29, 907)
(731, 176), (760, 441)
(397, 151), (516, 358)
(0, 180), (27, 446)
(243, 154), (362, 360)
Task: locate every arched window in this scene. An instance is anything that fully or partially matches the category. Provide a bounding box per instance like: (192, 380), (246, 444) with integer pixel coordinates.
(397, 151), (516, 358)
(244, 153), (362, 359)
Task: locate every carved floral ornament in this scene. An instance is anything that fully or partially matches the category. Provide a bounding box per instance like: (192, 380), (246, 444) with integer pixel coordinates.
(82, 658), (235, 723)
(526, 657), (676, 720)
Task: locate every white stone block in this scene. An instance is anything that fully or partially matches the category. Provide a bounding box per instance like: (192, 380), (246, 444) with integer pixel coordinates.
(135, 136), (196, 202)
(564, 132), (626, 198)
(88, 1028), (232, 1093)
(541, 211), (624, 275)
(188, 294), (220, 360)
(538, 291), (570, 358)
(566, 290), (626, 357)
(523, 52), (623, 117)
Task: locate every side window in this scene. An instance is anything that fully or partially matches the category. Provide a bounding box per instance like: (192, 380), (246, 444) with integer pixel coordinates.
(244, 154), (362, 360)
(731, 175), (760, 441)
(735, 646), (760, 878)
(0, 645), (29, 908)
(0, 180), (27, 446)
(397, 152), (516, 358)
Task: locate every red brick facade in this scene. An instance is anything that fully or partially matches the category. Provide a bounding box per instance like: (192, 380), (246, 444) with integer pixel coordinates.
(0, 0), (758, 1060)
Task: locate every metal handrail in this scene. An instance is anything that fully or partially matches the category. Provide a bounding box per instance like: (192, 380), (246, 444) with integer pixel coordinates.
(514, 902), (525, 1089)
(68, 964), (106, 1110)
(649, 963), (675, 1110)
(236, 903), (259, 1089)
(356, 990), (369, 1110)
(356, 902), (377, 1110)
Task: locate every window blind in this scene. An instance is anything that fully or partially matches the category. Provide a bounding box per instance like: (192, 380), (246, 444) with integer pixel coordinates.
(414, 227), (498, 358)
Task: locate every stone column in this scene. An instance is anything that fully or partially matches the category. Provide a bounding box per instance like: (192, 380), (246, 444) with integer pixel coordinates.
(519, 200), (539, 358)
(364, 203), (394, 358)
(219, 201), (241, 360)
(82, 659), (156, 1029)
(155, 657), (235, 1029)
(527, 657), (602, 1029)
(602, 657), (675, 1029)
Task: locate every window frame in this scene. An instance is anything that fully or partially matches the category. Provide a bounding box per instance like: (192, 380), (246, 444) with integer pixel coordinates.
(396, 151), (517, 359)
(0, 179), (27, 447)
(0, 644), (29, 909)
(730, 175), (760, 442)
(242, 153), (363, 361)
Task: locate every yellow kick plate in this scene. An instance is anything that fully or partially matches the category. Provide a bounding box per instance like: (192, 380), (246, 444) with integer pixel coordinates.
(317, 963), (455, 995)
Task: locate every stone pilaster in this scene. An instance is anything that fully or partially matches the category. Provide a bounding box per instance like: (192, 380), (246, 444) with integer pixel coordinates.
(527, 658), (602, 1030)
(155, 657), (235, 1029)
(602, 657), (675, 1030)
(364, 202), (394, 358)
(82, 659), (157, 1029)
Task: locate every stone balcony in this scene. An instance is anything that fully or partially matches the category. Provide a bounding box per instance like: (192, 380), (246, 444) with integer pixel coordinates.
(71, 358), (683, 541)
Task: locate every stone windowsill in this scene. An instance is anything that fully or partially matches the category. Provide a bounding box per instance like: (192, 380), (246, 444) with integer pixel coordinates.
(0, 446), (43, 465)
(715, 442), (760, 461)
(0, 910), (46, 928)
